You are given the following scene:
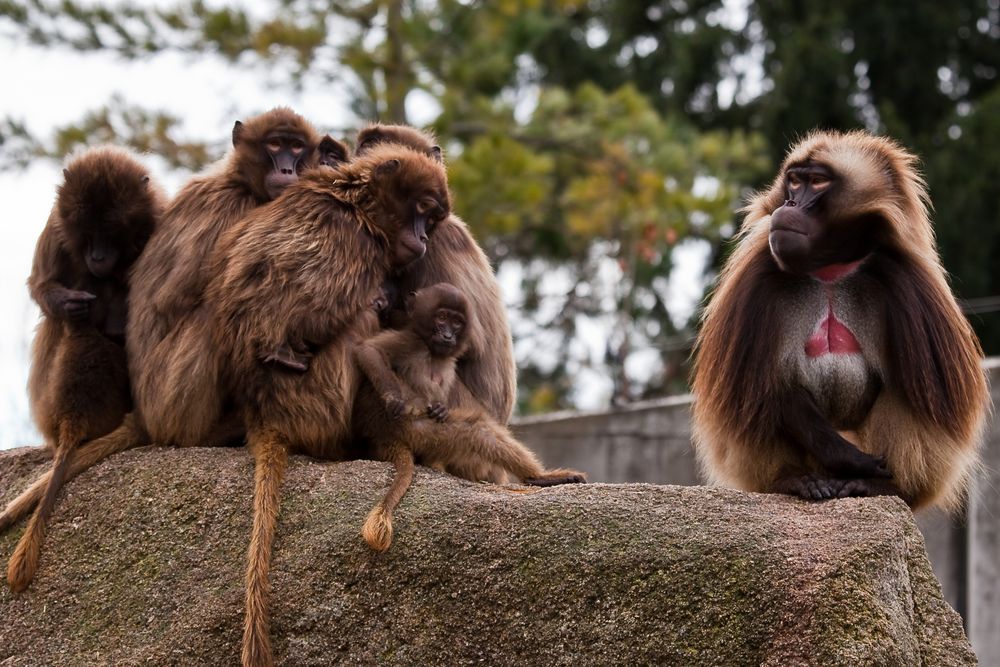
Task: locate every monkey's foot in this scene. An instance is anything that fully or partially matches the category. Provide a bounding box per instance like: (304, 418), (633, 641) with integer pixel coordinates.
(835, 478), (907, 501)
(523, 469), (588, 487)
(773, 474), (842, 501)
(822, 449), (892, 480)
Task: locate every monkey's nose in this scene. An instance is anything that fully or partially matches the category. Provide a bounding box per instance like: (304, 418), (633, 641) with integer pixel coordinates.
(784, 199), (797, 207)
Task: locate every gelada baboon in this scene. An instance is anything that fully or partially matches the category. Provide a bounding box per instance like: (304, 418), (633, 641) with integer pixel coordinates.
(692, 131), (988, 511)
(130, 108), (347, 449)
(354, 124), (517, 428)
(354, 283), (587, 552)
(0, 110), (349, 534)
(206, 143), (450, 667)
(7, 146), (164, 592)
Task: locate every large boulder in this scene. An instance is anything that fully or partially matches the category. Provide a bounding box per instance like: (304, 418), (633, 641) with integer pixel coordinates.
(0, 446), (975, 666)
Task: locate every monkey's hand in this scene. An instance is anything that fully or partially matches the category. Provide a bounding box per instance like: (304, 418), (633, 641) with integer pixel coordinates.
(262, 343), (312, 372)
(426, 402), (449, 422)
(45, 288), (96, 321)
(383, 394), (406, 420)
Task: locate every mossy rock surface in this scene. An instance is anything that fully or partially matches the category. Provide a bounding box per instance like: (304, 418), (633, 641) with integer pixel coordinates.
(0, 445), (975, 666)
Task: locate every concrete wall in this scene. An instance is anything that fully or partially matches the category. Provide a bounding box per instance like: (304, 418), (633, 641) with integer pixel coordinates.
(513, 359), (1000, 662)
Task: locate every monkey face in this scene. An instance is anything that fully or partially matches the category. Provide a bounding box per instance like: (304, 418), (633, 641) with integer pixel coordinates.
(768, 161), (882, 275)
(426, 307), (466, 356)
(84, 232), (121, 277)
(261, 131), (310, 199)
(407, 283), (470, 357)
(377, 160), (450, 268)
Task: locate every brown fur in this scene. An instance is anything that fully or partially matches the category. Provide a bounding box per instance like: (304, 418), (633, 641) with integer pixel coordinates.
(203, 144), (451, 667)
(0, 111), (347, 573)
(354, 284), (587, 552)
(8, 147), (164, 592)
(355, 124), (517, 428)
(130, 108), (341, 448)
(692, 131), (988, 511)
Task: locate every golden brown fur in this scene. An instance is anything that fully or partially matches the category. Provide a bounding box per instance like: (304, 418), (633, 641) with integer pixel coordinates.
(355, 124), (517, 428)
(8, 146), (164, 592)
(353, 283), (586, 552)
(131, 108), (336, 448)
(204, 144), (451, 667)
(0, 111), (346, 559)
(692, 131), (988, 511)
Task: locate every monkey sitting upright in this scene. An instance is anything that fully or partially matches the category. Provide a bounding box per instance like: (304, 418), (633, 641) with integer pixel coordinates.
(9, 146), (164, 592)
(692, 131), (988, 511)
(352, 283), (587, 552)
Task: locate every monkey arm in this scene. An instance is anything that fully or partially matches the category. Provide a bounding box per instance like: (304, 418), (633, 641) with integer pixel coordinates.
(777, 390), (891, 480)
(353, 337), (407, 414)
(28, 220), (95, 320)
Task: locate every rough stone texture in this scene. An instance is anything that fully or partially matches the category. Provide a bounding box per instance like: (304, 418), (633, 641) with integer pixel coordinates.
(0, 446), (975, 666)
(515, 361), (1000, 638)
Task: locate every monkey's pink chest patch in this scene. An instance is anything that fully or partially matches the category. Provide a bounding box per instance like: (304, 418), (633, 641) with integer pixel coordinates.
(806, 304), (862, 357)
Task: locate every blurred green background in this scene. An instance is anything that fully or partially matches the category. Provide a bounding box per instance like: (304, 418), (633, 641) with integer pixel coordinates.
(1, 0), (998, 427)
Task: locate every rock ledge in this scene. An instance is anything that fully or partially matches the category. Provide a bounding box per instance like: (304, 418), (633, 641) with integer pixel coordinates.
(0, 446), (975, 666)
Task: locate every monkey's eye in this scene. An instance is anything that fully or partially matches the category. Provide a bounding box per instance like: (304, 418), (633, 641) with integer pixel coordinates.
(787, 174), (802, 191)
(811, 175), (831, 190)
(266, 139), (282, 153)
(290, 140), (305, 155)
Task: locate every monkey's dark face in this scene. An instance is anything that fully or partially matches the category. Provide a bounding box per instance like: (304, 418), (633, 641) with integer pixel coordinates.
(408, 283), (470, 357)
(261, 131), (310, 199)
(768, 161), (881, 275)
(422, 307), (467, 357)
(83, 232), (121, 278)
(59, 156), (157, 279)
(371, 156), (450, 268)
(394, 195), (450, 267)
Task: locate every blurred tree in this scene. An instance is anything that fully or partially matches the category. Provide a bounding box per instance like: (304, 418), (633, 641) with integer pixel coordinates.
(521, 0), (1000, 354)
(2, 0), (996, 410)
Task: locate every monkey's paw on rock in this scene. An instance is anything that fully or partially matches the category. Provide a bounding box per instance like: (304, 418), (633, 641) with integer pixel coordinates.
(0, 446), (974, 666)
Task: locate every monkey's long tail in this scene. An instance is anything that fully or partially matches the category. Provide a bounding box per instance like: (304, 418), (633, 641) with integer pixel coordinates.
(242, 428), (288, 667)
(362, 449), (415, 552)
(0, 413), (145, 534)
(412, 410), (546, 480)
(6, 420), (82, 593)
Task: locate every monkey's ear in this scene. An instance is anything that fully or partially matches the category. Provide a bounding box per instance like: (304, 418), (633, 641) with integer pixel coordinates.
(232, 120), (244, 147)
(404, 290), (418, 314)
(430, 145), (443, 163)
(141, 175), (151, 185)
(375, 158), (401, 178)
(318, 135), (349, 167)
